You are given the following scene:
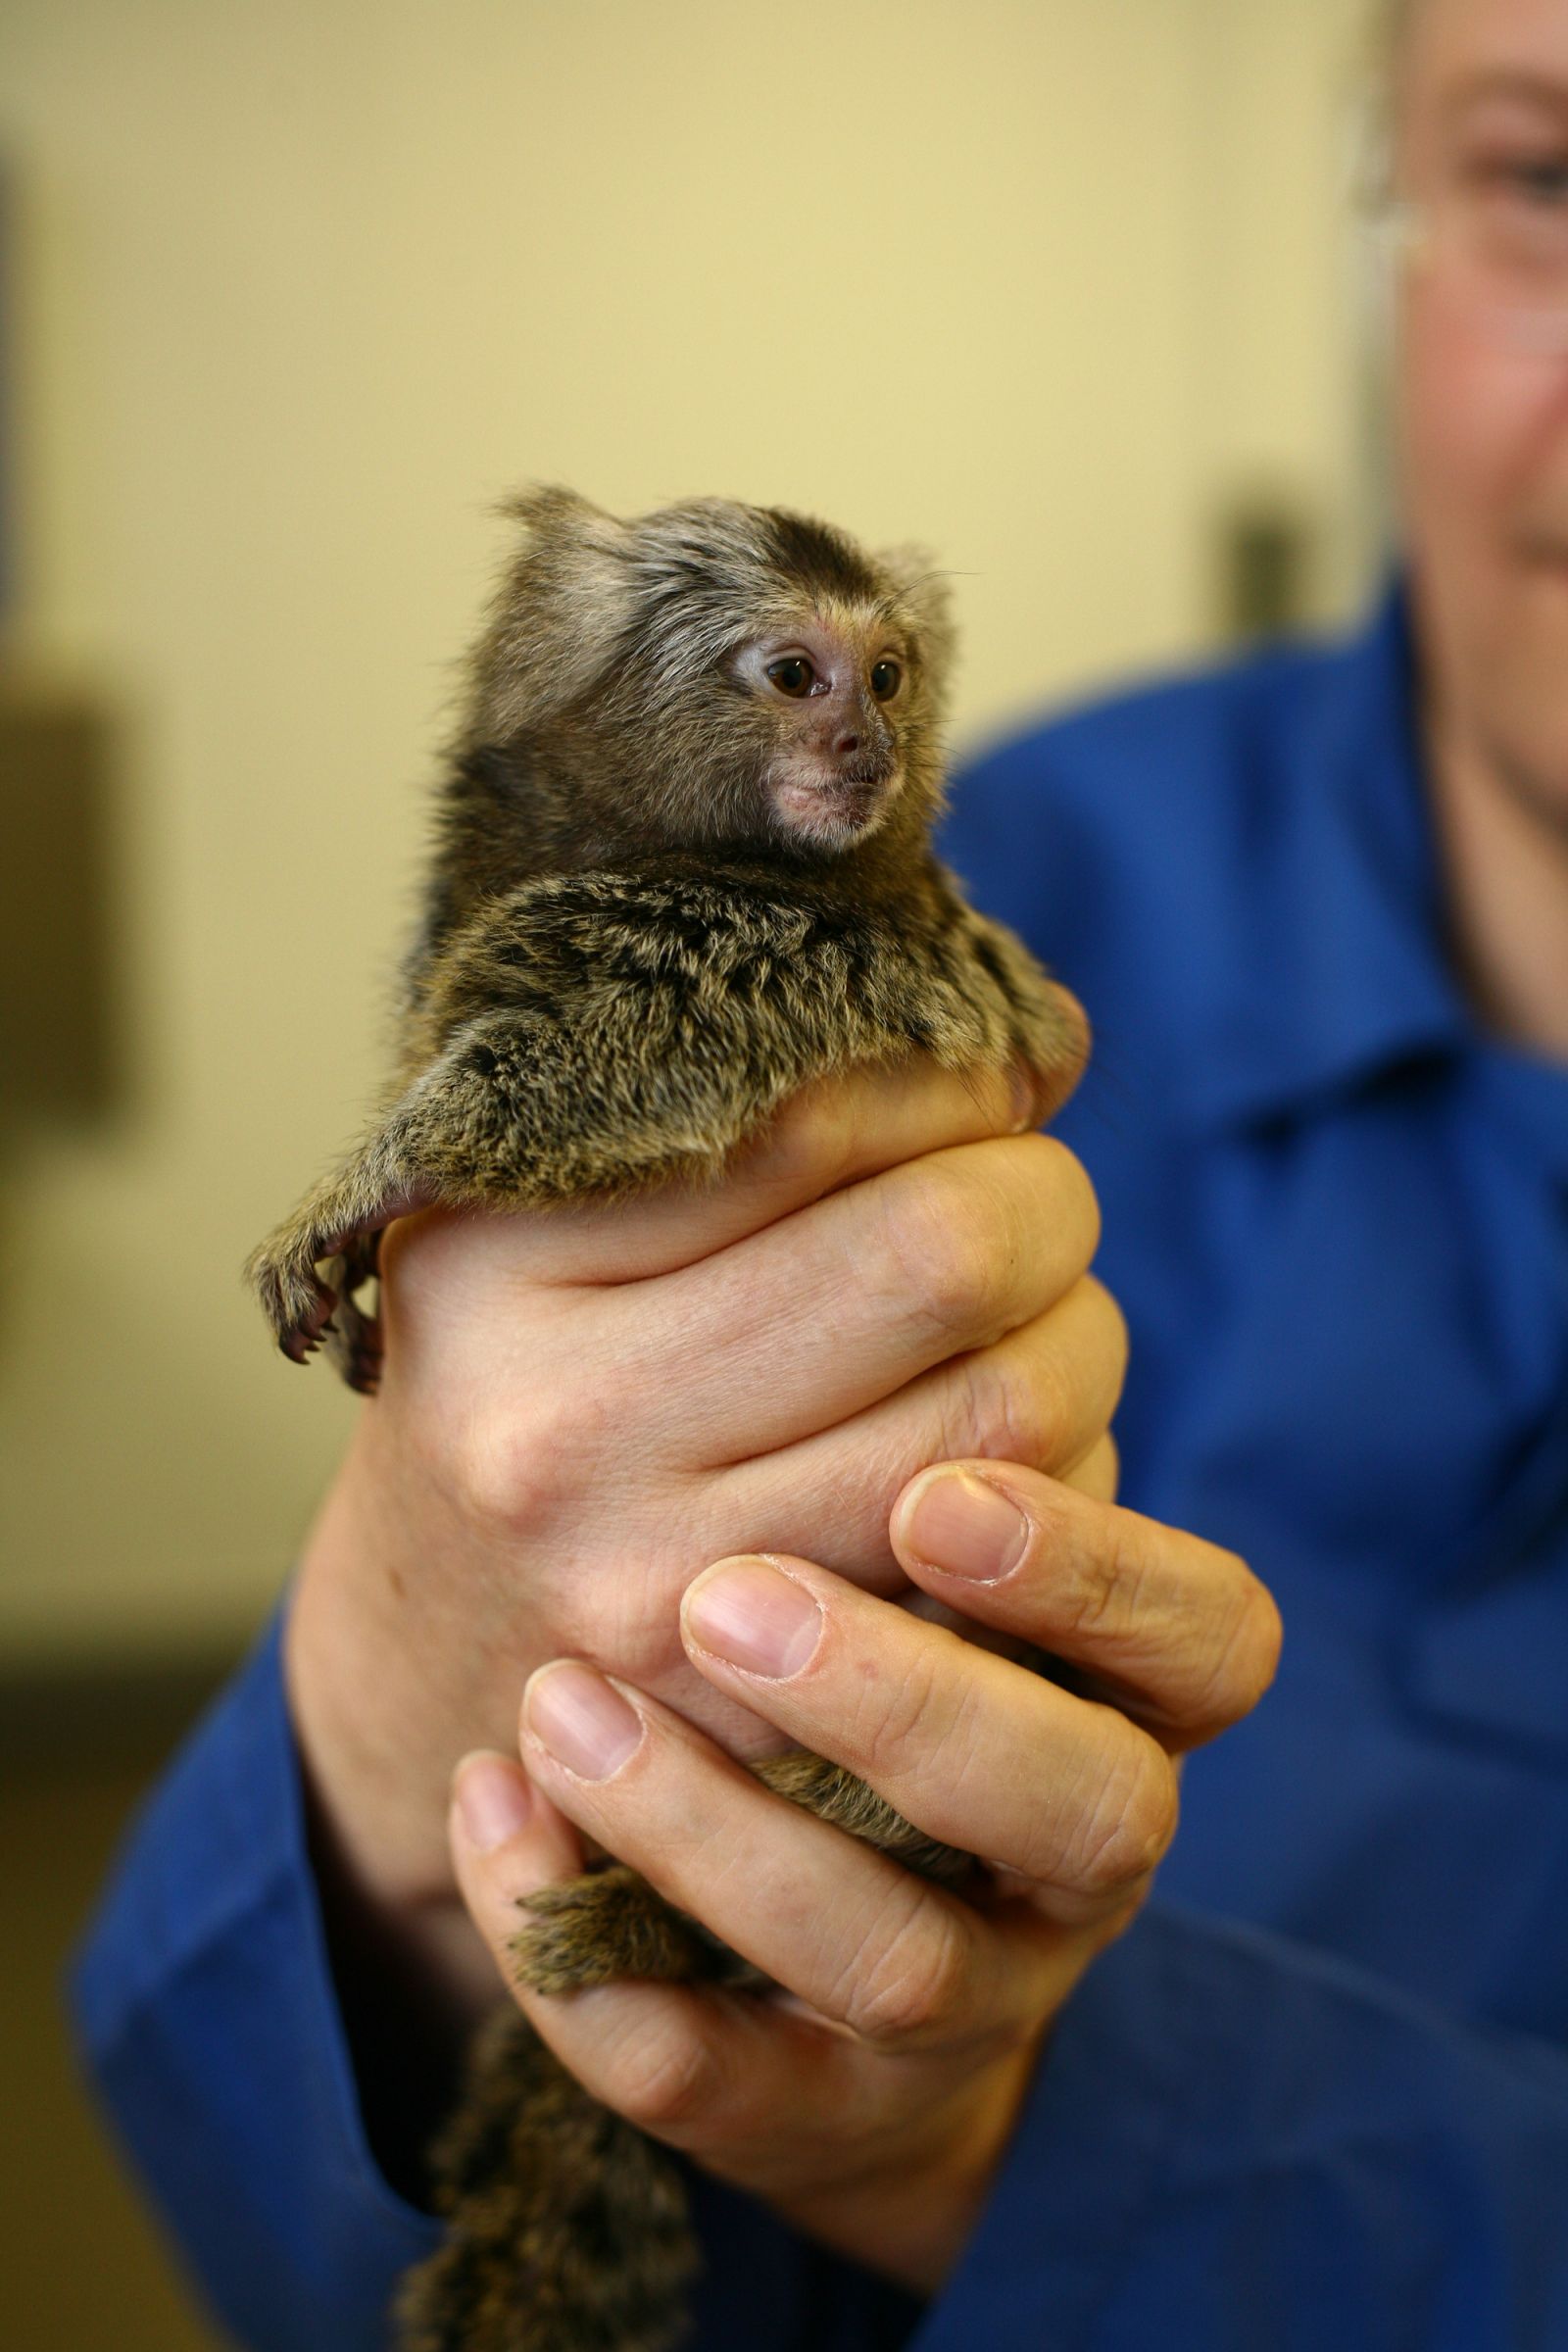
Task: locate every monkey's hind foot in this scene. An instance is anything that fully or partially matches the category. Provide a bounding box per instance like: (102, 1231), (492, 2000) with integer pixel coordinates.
(511, 1865), (720, 1995)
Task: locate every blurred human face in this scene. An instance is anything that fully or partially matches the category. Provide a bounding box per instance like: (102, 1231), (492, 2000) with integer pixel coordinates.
(1396, 0), (1568, 821)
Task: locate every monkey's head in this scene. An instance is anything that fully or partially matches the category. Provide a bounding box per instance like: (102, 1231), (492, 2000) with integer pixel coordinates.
(463, 488), (956, 865)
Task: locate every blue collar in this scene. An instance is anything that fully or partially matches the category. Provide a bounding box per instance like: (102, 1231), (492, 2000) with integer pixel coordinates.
(1183, 583), (1480, 1136)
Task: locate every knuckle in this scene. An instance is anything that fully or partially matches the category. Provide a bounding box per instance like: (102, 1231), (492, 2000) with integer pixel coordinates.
(842, 1889), (972, 2047)
(1039, 1136), (1102, 1267)
(883, 1168), (1016, 1348)
(570, 1579), (677, 1691)
(607, 2019), (721, 2136)
(1189, 1563), (1284, 1730)
(742, 1080), (858, 1198)
(1052, 1273), (1129, 1442)
(947, 1346), (1068, 1476)
(448, 1403), (575, 1533)
(1083, 1274), (1131, 1396)
(1242, 1576), (1286, 1699)
(447, 1376), (633, 1537)
(1055, 1507), (1150, 1647)
(1065, 1730), (1180, 1897)
(854, 1641), (954, 1782)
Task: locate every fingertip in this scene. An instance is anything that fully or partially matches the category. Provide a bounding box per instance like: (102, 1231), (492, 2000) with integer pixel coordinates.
(891, 1464), (1031, 1587)
(889, 1463), (940, 1559)
(451, 1748), (534, 1854)
(449, 1749), (584, 1902)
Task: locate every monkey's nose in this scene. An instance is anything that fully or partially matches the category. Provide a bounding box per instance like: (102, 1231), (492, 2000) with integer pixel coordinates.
(833, 730), (862, 757)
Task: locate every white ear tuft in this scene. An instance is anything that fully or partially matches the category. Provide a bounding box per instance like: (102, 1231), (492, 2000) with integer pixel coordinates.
(471, 487), (637, 737)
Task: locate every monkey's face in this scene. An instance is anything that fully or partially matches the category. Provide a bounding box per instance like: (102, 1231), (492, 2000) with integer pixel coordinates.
(467, 492), (954, 866)
(732, 611), (912, 853)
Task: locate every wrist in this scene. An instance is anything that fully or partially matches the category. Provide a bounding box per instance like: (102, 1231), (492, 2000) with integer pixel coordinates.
(285, 1438), (512, 2198)
(285, 1417), (504, 2000)
(287, 1406), (515, 1898)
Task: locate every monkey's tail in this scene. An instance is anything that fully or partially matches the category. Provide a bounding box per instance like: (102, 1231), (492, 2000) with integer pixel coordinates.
(393, 2006), (698, 2352)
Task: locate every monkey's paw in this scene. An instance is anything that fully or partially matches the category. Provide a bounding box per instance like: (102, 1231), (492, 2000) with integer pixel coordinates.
(510, 1866), (713, 1994)
(245, 1239), (339, 1368)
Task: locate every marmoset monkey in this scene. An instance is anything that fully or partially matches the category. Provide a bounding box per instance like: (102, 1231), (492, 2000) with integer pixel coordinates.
(246, 489), (1082, 2352)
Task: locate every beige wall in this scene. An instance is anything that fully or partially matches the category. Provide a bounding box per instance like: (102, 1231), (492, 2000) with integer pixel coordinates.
(0, 0), (1377, 1664)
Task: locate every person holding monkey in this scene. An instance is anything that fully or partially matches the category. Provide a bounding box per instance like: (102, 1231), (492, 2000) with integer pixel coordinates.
(73, 1), (1568, 2346)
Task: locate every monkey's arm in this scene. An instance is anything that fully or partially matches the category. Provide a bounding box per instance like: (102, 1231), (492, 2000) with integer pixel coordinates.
(247, 865), (1070, 1390)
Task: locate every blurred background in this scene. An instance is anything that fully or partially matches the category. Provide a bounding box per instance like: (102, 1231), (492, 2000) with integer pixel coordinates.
(1, 0), (1380, 2341)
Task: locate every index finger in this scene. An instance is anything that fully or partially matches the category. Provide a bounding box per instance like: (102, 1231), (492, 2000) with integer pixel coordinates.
(677, 1550), (1178, 1921)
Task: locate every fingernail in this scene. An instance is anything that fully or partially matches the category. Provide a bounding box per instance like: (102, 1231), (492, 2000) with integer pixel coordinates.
(1008, 1061), (1038, 1134)
(452, 1750), (533, 1851)
(683, 1557), (824, 1680)
(902, 1469), (1028, 1582)
(524, 1661), (643, 1781)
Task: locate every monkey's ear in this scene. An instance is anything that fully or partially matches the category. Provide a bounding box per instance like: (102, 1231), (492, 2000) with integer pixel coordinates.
(469, 486), (638, 739)
(876, 544), (957, 709)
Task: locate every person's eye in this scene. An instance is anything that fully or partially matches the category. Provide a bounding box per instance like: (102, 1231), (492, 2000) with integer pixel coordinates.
(1473, 147), (1568, 208)
(1452, 140), (1568, 271)
(766, 657), (815, 698)
(869, 659), (903, 701)
(1503, 155), (1568, 204)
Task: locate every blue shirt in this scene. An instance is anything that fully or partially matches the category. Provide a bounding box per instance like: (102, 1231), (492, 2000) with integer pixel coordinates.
(73, 590), (1568, 2349)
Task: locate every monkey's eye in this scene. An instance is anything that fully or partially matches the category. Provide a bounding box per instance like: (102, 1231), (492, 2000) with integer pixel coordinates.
(870, 659), (903, 702)
(766, 657), (816, 698)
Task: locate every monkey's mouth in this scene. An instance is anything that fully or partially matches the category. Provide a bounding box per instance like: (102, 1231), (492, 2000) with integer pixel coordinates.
(838, 755), (898, 792)
(772, 759), (900, 844)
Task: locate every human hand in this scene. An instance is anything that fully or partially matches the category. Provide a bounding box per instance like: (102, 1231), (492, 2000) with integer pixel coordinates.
(284, 1013), (1107, 2012)
(448, 1461), (1281, 2292)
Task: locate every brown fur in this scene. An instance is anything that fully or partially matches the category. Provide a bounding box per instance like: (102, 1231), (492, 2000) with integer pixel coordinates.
(245, 489), (1075, 2349)
(397, 1760), (977, 2352)
(244, 487), (1073, 1380)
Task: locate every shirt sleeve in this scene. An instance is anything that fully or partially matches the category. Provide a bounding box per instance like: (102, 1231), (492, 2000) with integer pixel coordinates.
(916, 1904), (1568, 2352)
(68, 1612), (444, 2351)
(66, 1612), (917, 2352)
(69, 1619), (1568, 2352)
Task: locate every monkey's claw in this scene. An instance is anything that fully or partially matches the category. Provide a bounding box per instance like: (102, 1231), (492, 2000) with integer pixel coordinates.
(245, 1246), (341, 1368)
(284, 1313), (332, 1364)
